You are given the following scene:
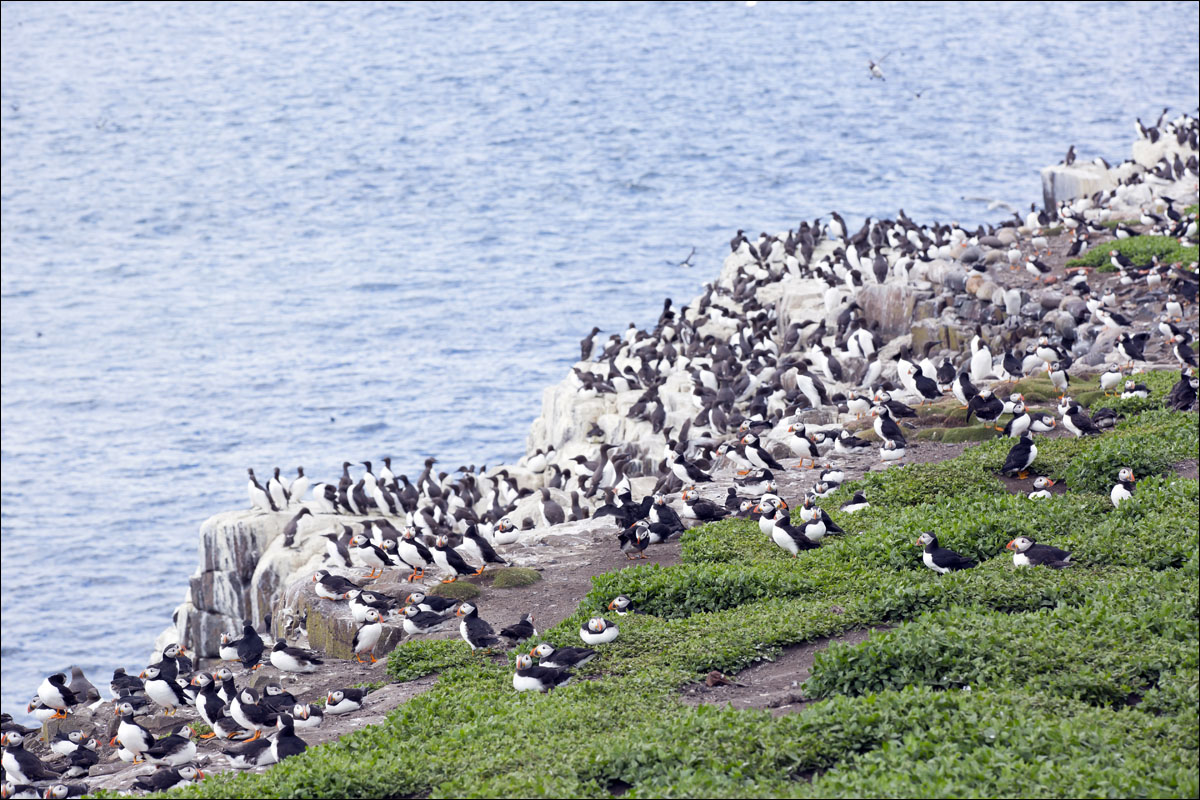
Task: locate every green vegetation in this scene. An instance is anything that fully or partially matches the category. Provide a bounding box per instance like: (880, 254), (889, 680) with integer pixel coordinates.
(1064, 234), (1198, 271)
(490, 566), (543, 588)
(162, 386), (1197, 799)
(428, 580), (481, 601)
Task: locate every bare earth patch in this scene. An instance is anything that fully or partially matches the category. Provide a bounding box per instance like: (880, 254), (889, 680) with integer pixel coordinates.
(680, 627), (888, 716)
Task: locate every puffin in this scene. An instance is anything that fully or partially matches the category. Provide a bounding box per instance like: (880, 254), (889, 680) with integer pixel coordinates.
(433, 535), (479, 582)
(499, 612), (538, 644)
(1006, 536), (1073, 568)
(49, 730), (89, 759)
(325, 688), (366, 716)
(36, 673), (78, 720)
(459, 525), (508, 571)
(1000, 432), (1037, 479)
(580, 617), (619, 645)
(395, 528), (435, 581)
(402, 604), (454, 636)
(741, 433), (784, 471)
(41, 784), (89, 799)
(229, 687), (277, 741)
(109, 667), (144, 699)
(871, 404), (906, 445)
(349, 533), (395, 579)
(966, 388), (1005, 429)
(834, 429), (873, 454)
(352, 608), (384, 664)
(762, 506), (819, 557)
(669, 453), (713, 484)
(292, 702), (324, 731)
(1115, 333), (1148, 367)
(60, 739), (100, 779)
(607, 595), (640, 615)
(313, 569), (360, 600)
(784, 427), (820, 468)
(144, 725), (197, 767)
(1110, 467), (1136, 508)
(529, 642), (597, 670)
(1099, 365), (1123, 395)
(270, 638), (323, 673)
(1028, 476), (1057, 499)
(840, 491), (870, 513)
(132, 766), (205, 793)
(456, 602), (501, 651)
(224, 736), (276, 769)
(912, 370), (942, 405)
(1048, 361), (1070, 398)
(915, 532), (977, 574)
(951, 372), (978, 407)
(111, 700), (154, 763)
(1062, 403), (1101, 437)
(681, 488), (729, 521)
(513, 654), (573, 693)
(140, 664), (187, 716)
(880, 438), (906, 464)
(1121, 379), (1150, 399)
(1002, 402), (1030, 438)
(2, 731), (63, 784)
(190, 673), (225, 732)
(405, 590), (459, 615)
(271, 714), (309, 763)
(235, 621), (265, 670)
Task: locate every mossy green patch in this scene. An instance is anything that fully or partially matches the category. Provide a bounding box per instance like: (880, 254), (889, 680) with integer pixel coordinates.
(428, 580), (481, 601)
(490, 566), (542, 588)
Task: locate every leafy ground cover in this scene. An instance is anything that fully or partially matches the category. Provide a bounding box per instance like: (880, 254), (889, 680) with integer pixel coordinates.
(163, 383), (1197, 799)
(1064, 234), (1198, 271)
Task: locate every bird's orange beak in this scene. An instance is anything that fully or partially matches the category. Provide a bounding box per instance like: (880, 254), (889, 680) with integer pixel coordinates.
(607, 600), (616, 610)
(1005, 540), (1016, 550)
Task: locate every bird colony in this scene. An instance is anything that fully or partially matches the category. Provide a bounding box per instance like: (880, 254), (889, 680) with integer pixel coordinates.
(3, 114), (1198, 796)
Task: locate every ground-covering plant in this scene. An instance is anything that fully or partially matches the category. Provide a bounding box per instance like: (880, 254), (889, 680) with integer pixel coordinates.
(1064, 234), (1198, 271)
(160, 395), (1197, 799)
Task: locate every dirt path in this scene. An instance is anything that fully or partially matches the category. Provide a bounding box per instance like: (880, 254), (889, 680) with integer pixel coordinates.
(680, 627), (887, 716)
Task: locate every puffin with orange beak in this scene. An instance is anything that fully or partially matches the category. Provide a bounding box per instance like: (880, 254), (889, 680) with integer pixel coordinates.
(1110, 467), (1136, 508)
(35, 674), (77, 721)
(456, 601), (500, 651)
(1006, 536), (1073, 568)
(110, 700), (153, 763)
(915, 532), (976, 574)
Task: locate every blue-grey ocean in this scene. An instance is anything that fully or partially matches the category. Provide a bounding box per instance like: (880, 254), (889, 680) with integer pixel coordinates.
(2, 1), (1197, 716)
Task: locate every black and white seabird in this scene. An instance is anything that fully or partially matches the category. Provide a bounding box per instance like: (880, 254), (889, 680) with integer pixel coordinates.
(839, 491), (870, 513)
(352, 608), (384, 664)
(681, 488), (728, 521)
(402, 604), (454, 636)
(140, 664), (187, 716)
(966, 388), (1005, 429)
(313, 569), (360, 600)
(1062, 403), (1101, 437)
(145, 725), (197, 767)
(433, 535), (479, 582)
(1110, 467), (1136, 508)
(915, 532), (976, 574)
(499, 612), (538, 644)
(292, 702), (324, 731)
(529, 642), (597, 670)
(224, 735), (276, 769)
(513, 654), (573, 693)
(1000, 432), (1037, 479)
(1006, 536), (1072, 568)
(111, 701), (154, 763)
(247, 468), (277, 513)
(456, 601), (501, 651)
(405, 590), (459, 615)
(2, 731), (63, 784)
(270, 638), (323, 673)
(670, 453), (712, 484)
(324, 688), (366, 716)
(36, 674), (77, 720)
(230, 687), (277, 741)
(607, 595), (640, 615)
(580, 617), (619, 645)
(132, 766), (205, 793)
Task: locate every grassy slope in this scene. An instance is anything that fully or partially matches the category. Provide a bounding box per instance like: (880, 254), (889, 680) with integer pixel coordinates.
(162, 373), (1199, 799)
